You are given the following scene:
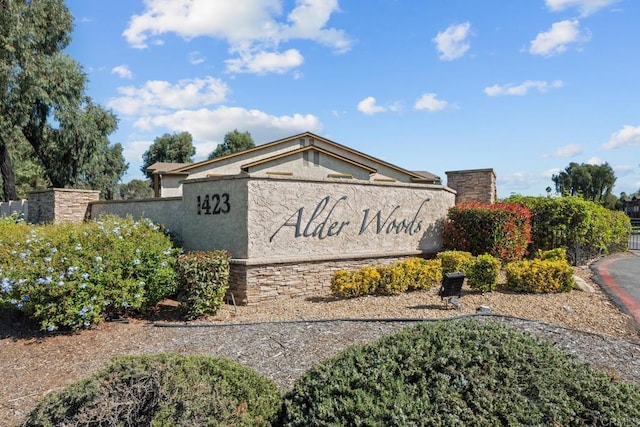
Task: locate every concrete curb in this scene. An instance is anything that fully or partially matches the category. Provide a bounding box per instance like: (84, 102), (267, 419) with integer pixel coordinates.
(592, 254), (640, 329)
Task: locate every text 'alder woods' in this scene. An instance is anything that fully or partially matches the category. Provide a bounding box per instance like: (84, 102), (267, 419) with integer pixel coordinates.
(269, 196), (430, 242)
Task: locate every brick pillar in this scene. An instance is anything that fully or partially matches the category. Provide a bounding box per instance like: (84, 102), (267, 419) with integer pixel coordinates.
(27, 189), (100, 224)
(445, 169), (496, 205)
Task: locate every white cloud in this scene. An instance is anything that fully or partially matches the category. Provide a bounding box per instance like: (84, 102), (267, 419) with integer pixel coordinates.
(414, 93), (450, 112)
(603, 125), (640, 149)
(123, 0), (281, 48)
(433, 22), (471, 61)
(357, 97), (386, 115)
(111, 65), (133, 79)
(122, 0), (352, 75)
(542, 143), (583, 158)
(497, 170), (556, 194)
(225, 48), (304, 74)
(545, 0), (620, 16)
(484, 80), (564, 96)
(189, 51), (206, 65)
(586, 156), (605, 165)
(133, 106), (322, 155)
(356, 97), (403, 115)
(280, 0), (352, 54)
(529, 20), (589, 56)
(123, 140), (153, 164)
(107, 77), (229, 116)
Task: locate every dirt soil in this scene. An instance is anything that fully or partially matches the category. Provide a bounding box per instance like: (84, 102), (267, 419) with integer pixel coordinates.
(1, 263), (639, 426)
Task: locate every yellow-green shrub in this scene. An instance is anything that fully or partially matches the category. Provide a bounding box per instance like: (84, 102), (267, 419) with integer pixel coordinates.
(330, 266), (380, 298)
(536, 247), (567, 262)
(375, 264), (408, 295)
(505, 259), (574, 293)
(398, 258), (442, 291)
(466, 254), (501, 293)
(329, 258), (442, 298)
(437, 250), (473, 274)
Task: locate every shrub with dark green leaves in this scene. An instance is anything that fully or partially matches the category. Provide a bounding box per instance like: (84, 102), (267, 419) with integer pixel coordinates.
(466, 253), (501, 293)
(280, 320), (640, 426)
(23, 354), (281, 427)
(176, 250), (231, 319)
(506, 195), (631, 263)
(0, 215), (179, 331)
(505, 258), (575, 293)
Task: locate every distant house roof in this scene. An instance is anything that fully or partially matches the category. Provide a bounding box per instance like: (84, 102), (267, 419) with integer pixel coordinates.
(146, 162), (191, 175)
(240, 145), (378, 174)
(168, 131), (441, 183)
(411, 170), (441, 183)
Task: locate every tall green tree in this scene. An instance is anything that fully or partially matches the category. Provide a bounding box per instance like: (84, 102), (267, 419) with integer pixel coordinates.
(141, 131), (195, 179)
(119, 179), (154, 200)
(31, 101), (125, 189)
(77, 142), (128, 200)
(0, 138), (49, 199)
(207, 129), (255, 160)
(552, 162), (616, 206)
(1, 0), (125, 200)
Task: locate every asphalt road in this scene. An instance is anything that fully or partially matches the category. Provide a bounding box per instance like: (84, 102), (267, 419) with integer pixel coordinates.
(593, 251), (640, 328)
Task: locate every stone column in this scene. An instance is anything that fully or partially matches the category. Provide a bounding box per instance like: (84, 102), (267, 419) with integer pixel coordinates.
(445, 169), (497, 205)
(27, 189), (100, 224)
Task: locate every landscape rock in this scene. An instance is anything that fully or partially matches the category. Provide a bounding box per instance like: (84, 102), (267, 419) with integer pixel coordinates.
(574, 275), (596, 293)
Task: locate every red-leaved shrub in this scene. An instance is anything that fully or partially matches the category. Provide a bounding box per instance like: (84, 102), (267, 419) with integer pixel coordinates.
(442, 202), (531, 263)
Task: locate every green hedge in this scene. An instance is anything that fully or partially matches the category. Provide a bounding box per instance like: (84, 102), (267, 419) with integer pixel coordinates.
(506, 195), (631, 263)
(176, 250), (231, 319)
(23, 354), (281, 427)
(280, 320), (640, 426)
(0, 215), (179, 332)
(442, 202), (532, 263)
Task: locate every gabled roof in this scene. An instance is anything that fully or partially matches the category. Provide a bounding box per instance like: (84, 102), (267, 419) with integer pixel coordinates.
(411, 170), (441, 183)
(146, 162), (191, 175)
(168, 131), (439, 182)
(240, 145), (377, 174)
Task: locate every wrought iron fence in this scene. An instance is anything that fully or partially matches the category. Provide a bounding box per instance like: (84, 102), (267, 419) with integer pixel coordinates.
(550, 229), (603, 265)
(630, 218), (640, 251)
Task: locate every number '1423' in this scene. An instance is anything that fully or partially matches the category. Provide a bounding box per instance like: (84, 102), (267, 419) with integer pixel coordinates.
(197, 193), (230, 215)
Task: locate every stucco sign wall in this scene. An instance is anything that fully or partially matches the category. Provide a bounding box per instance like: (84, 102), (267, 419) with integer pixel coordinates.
(182, 176), (455, 262)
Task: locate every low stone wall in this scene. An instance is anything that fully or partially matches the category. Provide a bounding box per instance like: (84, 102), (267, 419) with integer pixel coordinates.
(89, 197), (184, 244)
(0, 200), (28, 218)
(445, 169), (496, 205)
(27, 189), (100, 224)
(228, 252), (429, 304)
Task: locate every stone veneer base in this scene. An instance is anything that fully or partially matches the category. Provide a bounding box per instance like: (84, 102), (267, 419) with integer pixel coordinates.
(228, 253), (434, 305)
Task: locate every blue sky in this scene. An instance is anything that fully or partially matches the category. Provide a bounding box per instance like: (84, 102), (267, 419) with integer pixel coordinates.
(65, 0), (640, 198)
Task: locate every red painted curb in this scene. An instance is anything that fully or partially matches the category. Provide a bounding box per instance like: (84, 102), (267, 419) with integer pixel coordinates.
(597, 258), (640, 324)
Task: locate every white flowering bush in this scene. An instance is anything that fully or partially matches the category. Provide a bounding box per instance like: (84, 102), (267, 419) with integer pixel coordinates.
(0, 215), (179, 332)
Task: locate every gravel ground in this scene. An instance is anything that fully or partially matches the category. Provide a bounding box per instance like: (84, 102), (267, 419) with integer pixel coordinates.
(1, 264), (639, 426)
